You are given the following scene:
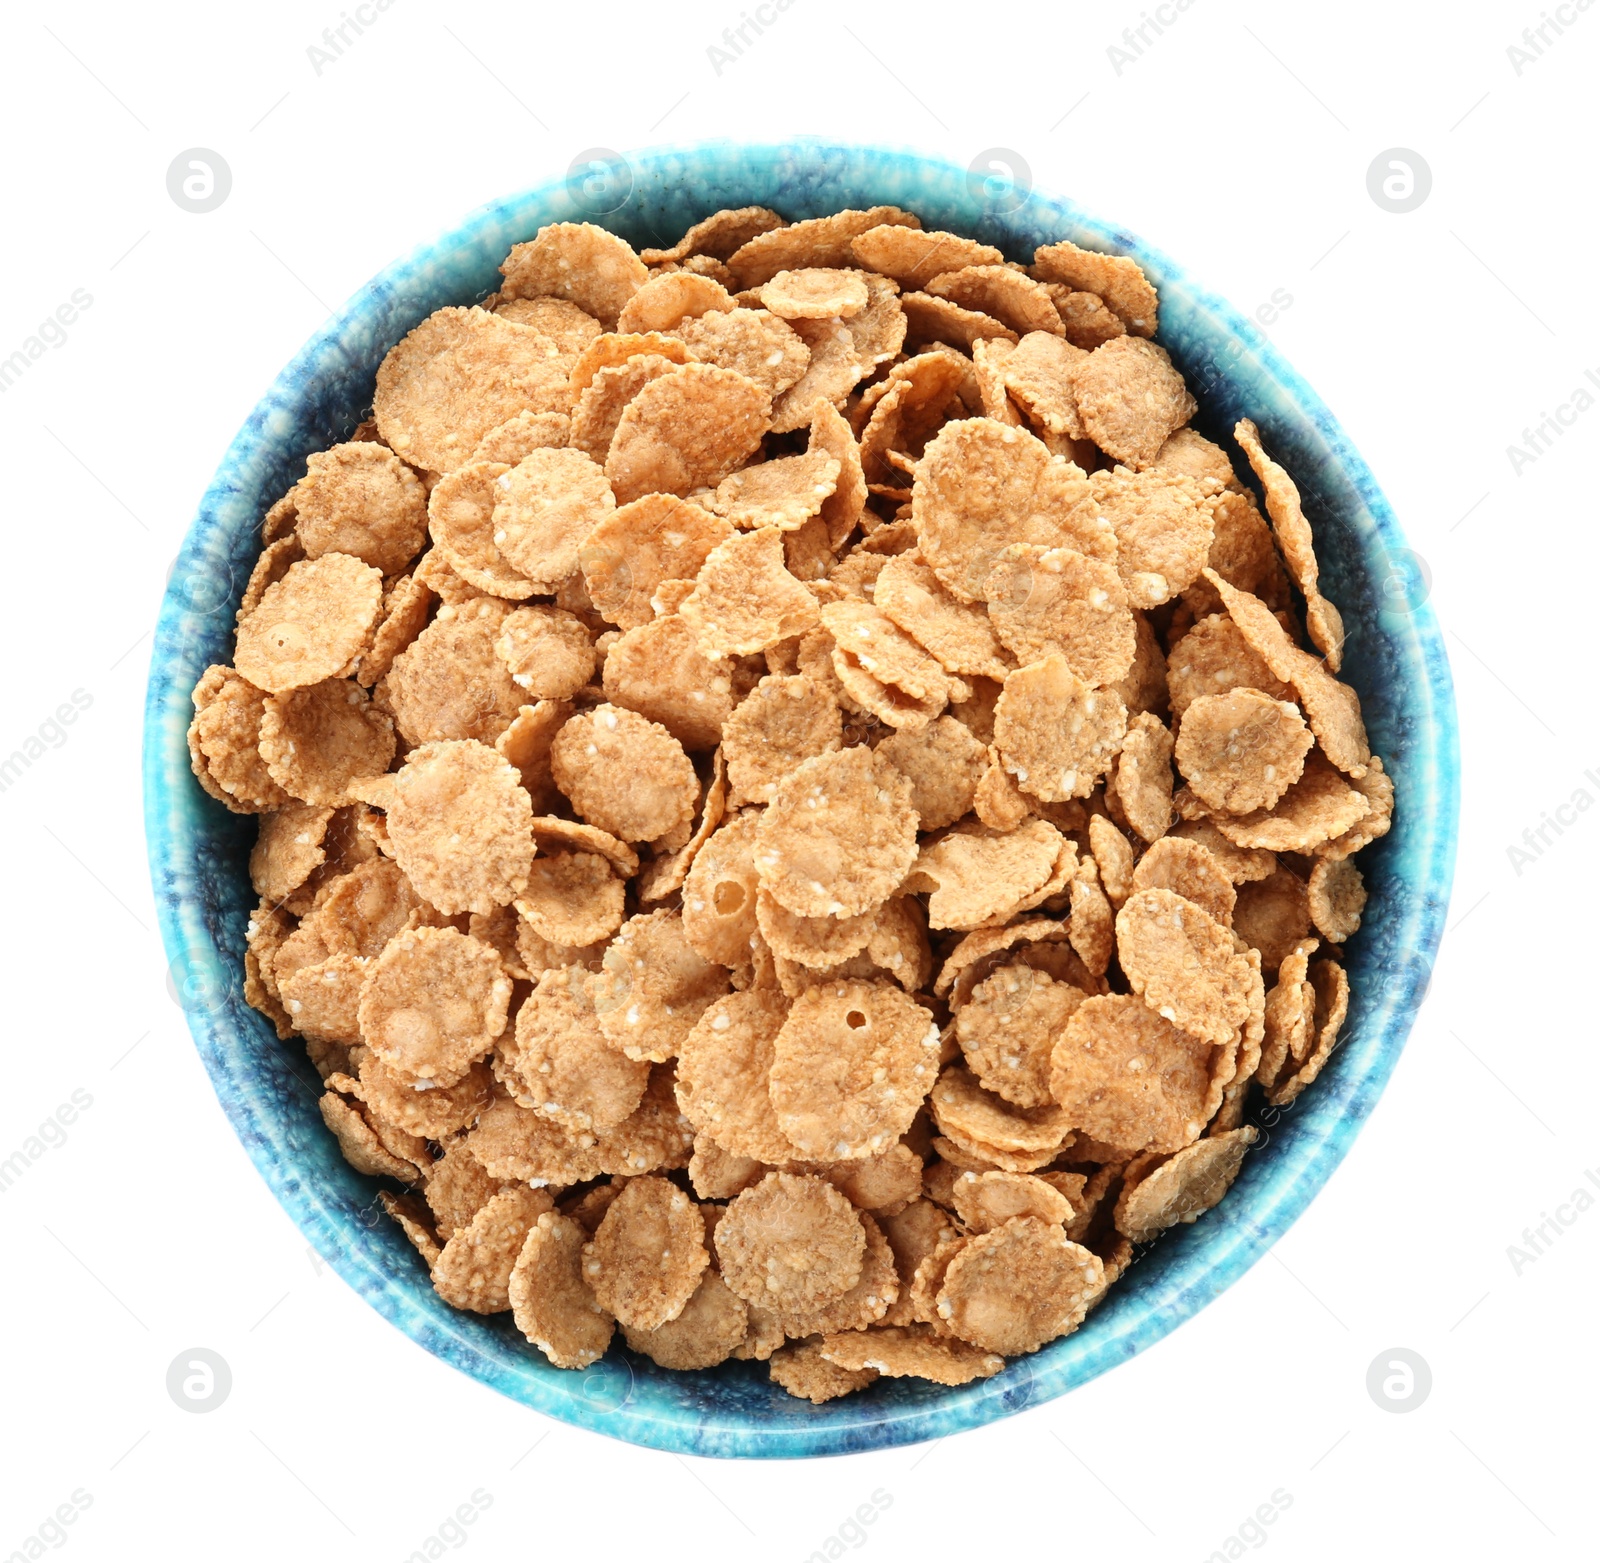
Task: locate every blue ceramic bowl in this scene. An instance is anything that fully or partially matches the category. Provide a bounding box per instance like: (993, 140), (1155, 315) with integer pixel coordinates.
(144, 139), (1458, 1458)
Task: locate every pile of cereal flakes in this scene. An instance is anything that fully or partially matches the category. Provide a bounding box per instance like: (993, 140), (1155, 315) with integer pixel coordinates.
(189, 207), (1392, 1402)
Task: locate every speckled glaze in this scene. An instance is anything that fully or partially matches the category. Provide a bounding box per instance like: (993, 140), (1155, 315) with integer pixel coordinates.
(144, 140), (1458, 1459)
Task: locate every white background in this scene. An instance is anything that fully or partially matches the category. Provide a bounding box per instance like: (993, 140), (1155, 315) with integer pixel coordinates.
(1, 0), (1594, 1558)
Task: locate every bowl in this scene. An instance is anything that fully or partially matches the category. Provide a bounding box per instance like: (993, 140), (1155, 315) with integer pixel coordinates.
(144, 138), (1459, 1458)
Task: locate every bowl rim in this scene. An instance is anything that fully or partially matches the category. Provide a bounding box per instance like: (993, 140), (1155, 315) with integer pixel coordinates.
(144, 135), (1459, 1459)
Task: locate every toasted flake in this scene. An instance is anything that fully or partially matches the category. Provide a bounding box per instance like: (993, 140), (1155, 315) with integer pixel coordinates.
(1168, 817), (1277, 884)
(996, 330), (1089, 439)
(956, 964), (1087, 1109)
(927, 265), (1063, 338)
(930, 1065), (1072, 1159)
(994, 654), (1127, 802)
(758, 268), (870, 320)
(568, 352), (686, 466)
(605, 364), (771, 505)
(1233, 866), (1313, 974)
(432, 1185), (554, 1313)
(625, 1269), (749, 1369)
(936, 1217), (1103, 1353)
(1116, 888), (1254, 1045)
(488, 447), (615, 588)
(857, 354), (970, 485)
(494, 699), (569, 810)
(513, 848), (624, 948)
(710, 451), (841, 532)
(1308, 856), (1366, 942)
(952, 1171), (1073, 1232)
(495, 605), (596, 700)
(1267, 958), (1349, 1105)
(293, 442), (428, 575)
(358, 572), (433, 688)
(820, 1323), (1003, 1385)
(983, 543), (1135, 686)
(383, 597), (525, 745)
(357, 924), (511, 1084)
(716, 1170), (867, 1310)
(872, 553), (1008, 681)
(358, 1050), (491, 1140)
(900, 292), (1018, 353)
(234, 554), (383, 694)
(765, 1208), (899, 1336)
(675, 989), (801, 1163)
(580, 494), (732, 632)
(568, 331), (695, 396)
(753, 745), (918, 919)
(386, 739), (534, 915)
(851, 225), (1002, 288)
(616, 269), (736, 334)
(680, 526), (819, 656)
(722, 673), (843, 807)
(1071, 338), (1195, 468)
(672, 308), (809, 400)
(769, 1339), (879, 1401)
(1131, 836), (1236, 925)
(582, 1175), (708, 1330)
(494, 295), (604, 352)
(500, 222), (647, 330)
(549, 703), (698, 842)
(726, 207), (920, 288)
(466, 1092), (604, 1184)
(1031, 239), (1159, 336)
(877, 715), (987, 831)
(1115, 1127), (1257, 1242)
(510, 1211), (615, 1368)
(1043, 286), (1127, 349)
(1234, 419), (1344, 668)
(188, 666), (290, 813)
(682, 810), (763, 966)
(905, 821), (1066, 931)
(803, 401), (868, 548)
(249, 801), (335, 902)
(1209, 751), (1371, 853)
(1091, 467), (1213, 609)
(591, 908), (730, 1063)
(912, 419), (1112, 603)
(1049, 993), (1221, 1152)
(642, 207), (785, 266)
(1176, 688), (1312, 815)
(468, 409), (570, 466)
(600, 614), (733, 751)
(374, 308), (574, 473)
(770, 316), (869, 432)
(820, 598), (950, 731)
(1167, 612), (1293, 719)
(757, 890), (875, 970)
(1206, 572), (1370, 776)
(258, 679), (395, 806)
(1318, 756), (1393, 861)
(424, 462), (537, 597)
(769, 981), (937, 1159)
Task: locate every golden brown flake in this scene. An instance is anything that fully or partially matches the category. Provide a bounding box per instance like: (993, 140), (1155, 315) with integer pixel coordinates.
(500, 222), (648, 330)
(994, 654), (1128, 802)
(715, 1171), (867, 1309)
(682, 810), (763, 966)
(549, 703), (698, 843)
(510, 1210), (615, 1368)
(591, 908), (730, 1063)
(1175, 688), (1313, 815)
(606, 364), (771, 505)
(1071, 339), (1195, 467)
(820, 1323), (1003, 1385)
(1131, 836), (1236, 925)
(726, 207), (921, 288)
(234, 554), (383, 694)
(293, 441), (428, 575)
(1209, 751), (1371, 853)
(851, 225), (1003, 287)
(382, 597), (525, 746)
(258, 679), (395, 806)
(582, 1175), (708, 1330)
(769, 1339), (880, 1401)
(675, 988), (801, 1163)
(1031, 239), (1159, 336)
(956, 964), (1087, 1109)
(1116, 888), (1255, 1045)
(1308, 856), (1366, 942)
(680, 526), (820, 656)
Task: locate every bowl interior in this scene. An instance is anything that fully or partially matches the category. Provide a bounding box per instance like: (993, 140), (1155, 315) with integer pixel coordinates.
(145, 139), (1458, 1458)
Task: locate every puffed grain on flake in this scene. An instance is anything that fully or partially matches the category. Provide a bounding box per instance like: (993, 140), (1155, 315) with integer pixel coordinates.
(1031, 239), (1159, 336)
(568, 352), (685, 466)
(753, 746), (918, 919)
(715, 1171), (867, 1309)
(431, 1184), (552, 1313)
(258, 679), (395, 806)
(382, 597), (526, 746)
(993, 654), (1127, 802)
(1175, 688), (1312, 816)
(493, 295), (604, 353)
(673, 308), (810, 401)
(769, 1339), (880, 1402)
(1233, 418), (1345, 668)
(1043, 286), (1128, 349)
(994, 328), (1092, 432)
(904, 820), (1066, 931)
(1316, 756), (1393, 861)
(234, 554), (383, 694)
(549, 703), (699, 843)
(499, 222), (648, 330)
(510, 1211), (615, 1368)
(373, 308), (574, 473)
(425, 462), (542, 598)
(1308, 856), (1366, 942)
(495, 606), (596, 700)
(1048, 994), (1221, 1153)
(680, 526), (819, 657)
(582, 1175), (708, 1331)
(984, 543), (1134, 685)
(675, 988), (801, 1163)
(1115, 888), (1254, 1045)
(188, 666), (291, 813)
(293, 441), (428, 576)
(319, 1091), (424, 1182)
(726, 206), (920, 289)
(769, 981), (939, 1159)
(1071, 338), (1195, 467)
(1130, 836), (1236, 925)
(1207, 751), (1371, 853)
(580, 493), (733, 631)
(937, 1216), (1103, 1354)
(1232, 866), (1312, 975)
(591, 908), (731, 1063)
(384, 739), (535, 915)
(911, 418), (1113, 603)
(625, 1269), (750, 1370)
(956, 963), (1087, 1109)
(606, 364), (771, 505)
